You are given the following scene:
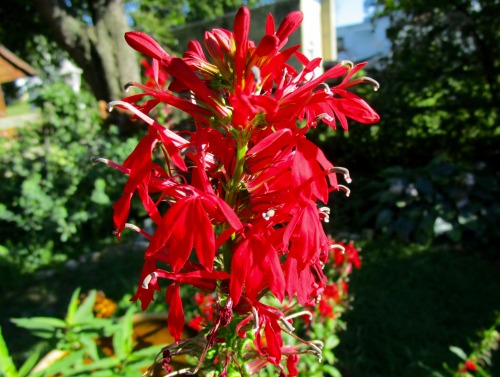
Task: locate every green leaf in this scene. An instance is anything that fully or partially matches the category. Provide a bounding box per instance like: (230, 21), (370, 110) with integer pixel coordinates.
(65, 357), (120, 375)
(0, 326), (18, 377)
(322, 364), (342, 377)
(79, 335), (100, 361)
(127, 345), (163, 362)
(322, 348), (335, 365)
(11, 317), (66, 333)
(73, 290), (97, 325)
(17, 343), (44, 377)
(324, 334), (340, 350)
(65, 288), (82, 325)
(35, 350), (84, 377)
(449, 346), (468, 361)
(113, 307), (135, 360)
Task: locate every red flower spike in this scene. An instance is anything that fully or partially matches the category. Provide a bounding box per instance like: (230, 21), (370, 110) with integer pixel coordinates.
(106, 5), (379, 374)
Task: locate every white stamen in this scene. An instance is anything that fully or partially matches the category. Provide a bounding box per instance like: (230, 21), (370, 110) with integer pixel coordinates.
(142, 272), (157, 289)
(319, 207), (331, 223)
(338, 185), (351, 197)
(262, 209), (276, 221)
(314, 113), (334, 123)
(251, 66), (261, 85)
(285, 311), (314, 322)
(341, 60), (354, 69)
(108, 100), (156, 126)
(107, 100), (192, 150)
(91, 157), (109, 165)
(314, 83), (333, 96)
(280, 317), (295, 332)
(363, 76), (380, 91)
(330, 167), (352, 183)
(124, 82), (134, 93)
(251, 307), (260, 333)
(330, 244), (346, 254)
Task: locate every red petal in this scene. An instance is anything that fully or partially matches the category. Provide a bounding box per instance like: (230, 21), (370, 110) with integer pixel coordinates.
(230, 239), (251, 305)
(265, 13), (275, 35)
(125, 32), (170, 61)
(275, 11), (303, 42)
(166, 284), (184, 341)
(234, 7), (251, 86)
(193, 200), (215, 271)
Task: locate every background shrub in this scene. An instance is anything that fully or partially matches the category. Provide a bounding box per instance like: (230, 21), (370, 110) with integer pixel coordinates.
(0, 83), (139, 273)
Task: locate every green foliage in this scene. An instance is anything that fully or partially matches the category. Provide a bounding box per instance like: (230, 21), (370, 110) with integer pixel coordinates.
(0, 83), (139, 272)
(128, 0), (264, 48)
(356, 156), (500, 245)
(446, 313), (500, 376)
(321, 0), (499, 177)
(0, 325), (44, 377)
(10, 288), (163, 377)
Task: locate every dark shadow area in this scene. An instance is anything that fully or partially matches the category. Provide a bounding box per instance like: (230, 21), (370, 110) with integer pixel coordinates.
(337, 242), (500, 377)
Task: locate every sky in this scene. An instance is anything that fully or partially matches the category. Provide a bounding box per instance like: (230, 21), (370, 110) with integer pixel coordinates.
(336, 0), (366, 26)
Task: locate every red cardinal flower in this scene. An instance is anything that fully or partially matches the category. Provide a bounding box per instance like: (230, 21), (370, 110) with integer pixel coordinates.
(98, 5), (379, 375)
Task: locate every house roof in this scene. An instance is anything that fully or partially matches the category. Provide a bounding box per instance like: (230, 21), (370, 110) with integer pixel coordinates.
(0, 44), (37, 84)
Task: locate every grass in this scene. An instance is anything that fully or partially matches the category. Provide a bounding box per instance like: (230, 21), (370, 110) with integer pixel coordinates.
(1, 240), (500, 376)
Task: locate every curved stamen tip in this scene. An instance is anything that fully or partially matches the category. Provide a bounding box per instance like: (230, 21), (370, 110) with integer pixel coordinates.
(341, 60), (354, 69)
(314, 83), (330, 92)
(363, 76), (380, 91)
(280, 317), (295, 332)
(330, 167), (352, 183)
(310, 340), (325, 350)
(314, 113), (334, 123)
(142, 272), (157, 289)
(338, 184), (351, 197)
(286, 310), (314, 322)
(319, 207), (331, 223)
(330, 244), (346, 254)
(251, 307), (260, 333)
(124, 82), (135, 93)
(91, 157), (109, 165)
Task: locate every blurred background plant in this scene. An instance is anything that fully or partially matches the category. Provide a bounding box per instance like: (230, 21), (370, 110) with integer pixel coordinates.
(0, 83), (139, 275)
(1, 288), (166, 377)
(354, 157), (500, 246)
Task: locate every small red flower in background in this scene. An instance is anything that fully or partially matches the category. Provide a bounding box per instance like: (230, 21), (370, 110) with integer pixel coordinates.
(97, 5), (379, 375)
(458, 359), (478, 374)
(188, 293), (216, 332)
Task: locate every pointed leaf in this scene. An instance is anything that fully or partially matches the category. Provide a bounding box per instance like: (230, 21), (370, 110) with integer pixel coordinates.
(65, 288), (81, 325)
(0, 326), (18, 377)
(73, 290), (97, 324)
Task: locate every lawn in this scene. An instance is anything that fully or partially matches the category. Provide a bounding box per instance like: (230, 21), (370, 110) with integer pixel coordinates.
(1, 240), (499, 376)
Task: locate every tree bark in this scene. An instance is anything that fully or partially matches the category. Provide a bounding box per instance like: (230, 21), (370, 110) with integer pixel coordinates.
(33, 0), (140, 102)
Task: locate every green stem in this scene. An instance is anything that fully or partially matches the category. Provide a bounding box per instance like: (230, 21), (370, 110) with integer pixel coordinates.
(222, 131), (249, 272)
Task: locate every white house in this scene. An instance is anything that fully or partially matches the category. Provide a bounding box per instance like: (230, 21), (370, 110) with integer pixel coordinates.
(336, 15), (391, 64)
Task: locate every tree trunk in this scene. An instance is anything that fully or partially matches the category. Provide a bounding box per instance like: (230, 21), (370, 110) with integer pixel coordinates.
(33, 0), (140, 103)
